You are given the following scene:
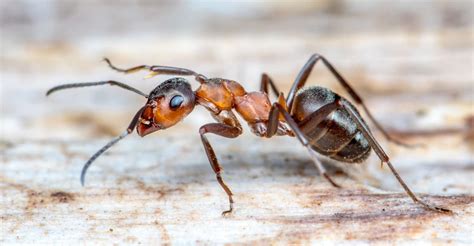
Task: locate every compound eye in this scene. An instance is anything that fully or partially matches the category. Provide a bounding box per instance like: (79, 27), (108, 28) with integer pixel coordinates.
(169, 95), (184, 109)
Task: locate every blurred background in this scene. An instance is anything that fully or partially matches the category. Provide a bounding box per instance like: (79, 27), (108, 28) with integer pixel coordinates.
(2, 0), (472, 140)
(1, 0), (473, 244)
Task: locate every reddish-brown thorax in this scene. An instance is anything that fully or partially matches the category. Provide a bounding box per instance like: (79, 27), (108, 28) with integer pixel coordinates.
(195, 79), (272, 124)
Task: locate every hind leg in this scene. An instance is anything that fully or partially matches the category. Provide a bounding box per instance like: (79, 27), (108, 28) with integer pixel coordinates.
(286, 53), (414, 147)
(341, 100), (451, 213)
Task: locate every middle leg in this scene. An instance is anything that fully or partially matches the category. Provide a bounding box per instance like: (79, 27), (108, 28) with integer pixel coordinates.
(259, 73), (280, 97)
(266, 101), (343, 187)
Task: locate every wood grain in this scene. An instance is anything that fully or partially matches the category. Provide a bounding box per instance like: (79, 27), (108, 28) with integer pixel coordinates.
(1, 0), (473, 244)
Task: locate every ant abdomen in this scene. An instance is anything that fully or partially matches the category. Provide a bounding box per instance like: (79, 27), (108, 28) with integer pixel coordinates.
(292, 86), (371, 163)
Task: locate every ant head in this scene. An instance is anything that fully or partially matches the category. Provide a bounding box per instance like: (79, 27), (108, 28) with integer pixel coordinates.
(137, 77), (195, 136)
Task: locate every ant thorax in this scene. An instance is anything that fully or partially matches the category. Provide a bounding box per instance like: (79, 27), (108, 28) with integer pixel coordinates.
(194, 78), (292, 137)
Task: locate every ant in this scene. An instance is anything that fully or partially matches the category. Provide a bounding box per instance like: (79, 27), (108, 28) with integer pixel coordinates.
(47, 53), (451, 215)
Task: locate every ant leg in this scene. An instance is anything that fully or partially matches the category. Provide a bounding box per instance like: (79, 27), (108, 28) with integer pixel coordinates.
(260, 73), (280, 97)
(266, 99), (339, 138)
(268, 99), (450, 212)
(286, 53), (413, 147)
(267, 102), (342, 187)
(199, 123), (242, 215)
(260, 75), (288, 113)
(341, 100), (452, 213)
(308, 148), (341, 188)
(46, 80), (148, 98)
(104, 58), (208, 83)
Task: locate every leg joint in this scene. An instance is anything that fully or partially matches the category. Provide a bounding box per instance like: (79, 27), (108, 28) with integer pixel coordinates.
(199, 127), (207, 135)
(311, 53), (323, 60)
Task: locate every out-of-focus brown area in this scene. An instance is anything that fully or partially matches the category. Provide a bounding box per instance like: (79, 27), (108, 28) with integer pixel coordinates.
(1, 0), (473, 244)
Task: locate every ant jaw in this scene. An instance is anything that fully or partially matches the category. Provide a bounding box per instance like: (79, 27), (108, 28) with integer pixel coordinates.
(136, 120), (161, 137)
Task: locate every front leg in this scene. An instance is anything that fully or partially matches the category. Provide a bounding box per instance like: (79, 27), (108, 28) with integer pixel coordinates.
(199, 123), (242, 215)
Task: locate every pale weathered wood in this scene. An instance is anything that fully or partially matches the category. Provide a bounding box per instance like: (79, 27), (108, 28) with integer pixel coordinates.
(1, 0), (473, 244)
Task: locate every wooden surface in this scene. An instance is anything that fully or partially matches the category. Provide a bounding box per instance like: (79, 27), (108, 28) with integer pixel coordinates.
(1, 0), (473, 244)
